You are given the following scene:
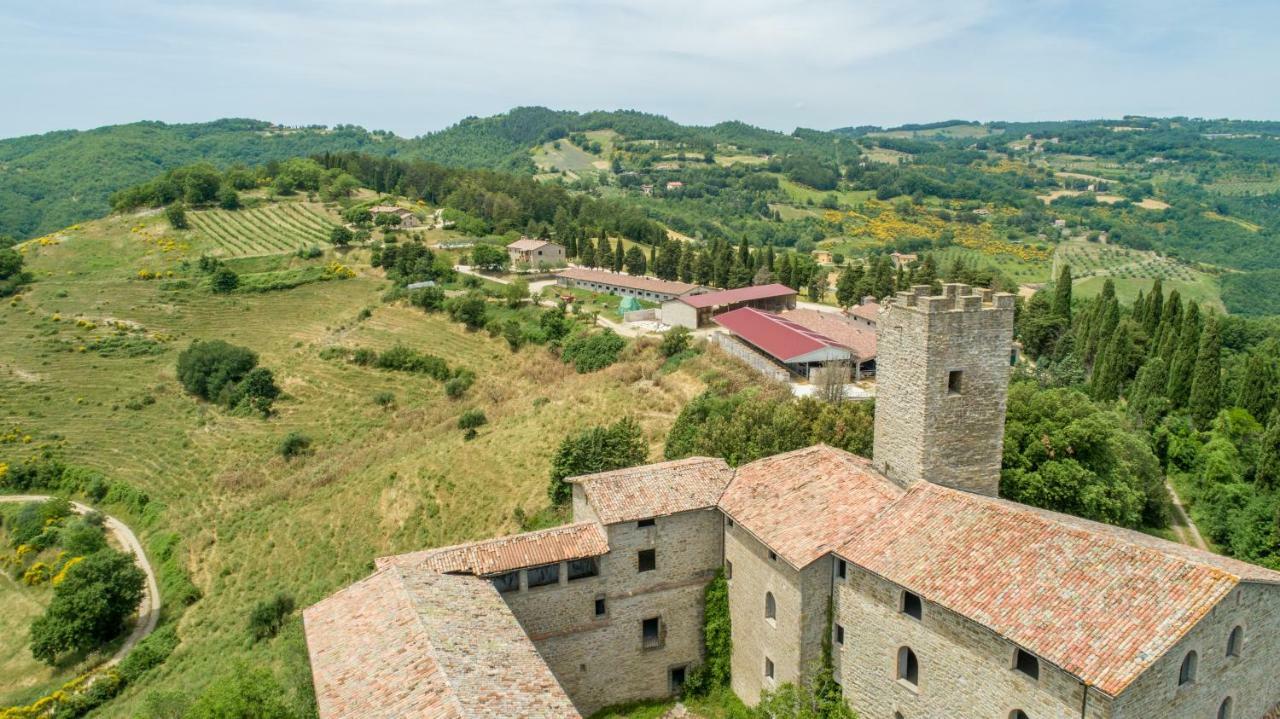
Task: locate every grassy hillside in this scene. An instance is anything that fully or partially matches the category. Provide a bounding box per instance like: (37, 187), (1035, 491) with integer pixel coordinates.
(0, 203), (749, 715)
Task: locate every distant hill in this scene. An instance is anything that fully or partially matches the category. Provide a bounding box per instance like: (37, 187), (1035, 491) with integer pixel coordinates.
(0, 108), (805, 240)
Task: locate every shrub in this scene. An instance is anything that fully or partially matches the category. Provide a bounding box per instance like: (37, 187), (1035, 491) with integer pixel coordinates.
(29, 549), (146, 665)
(329, 226), (353, 247)
(351, 347), (377, 365)
(210, 267), (240, 293)
(660, 326), (692, 358)
(561, 329), (626, 373)
(278, 432), (312, 460)
(374, 345), (451, 379)
(164, 203), (188, 229)
(444, 370), (475, 399)
(548, 417), (647, 504)
(409, 286), (445, 312)
(447, 292), (489, 330)
(372, 391), (395, 407)
(457, 409), (487, 431)
(186, 665), (296, 719)
(176, 340), (277, 412)
(247, 593), (296, 641)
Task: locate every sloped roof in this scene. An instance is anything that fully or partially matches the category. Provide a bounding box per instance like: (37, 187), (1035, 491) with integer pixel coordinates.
(712, 307), (850, 364)
(676, 283), (797, 309)
(848, 301), (881, 323)
(569, 456), (734, 525)
(780, 308), (877, 360)
(556, 267), (701, 296)
(303, 567), (580, 718)
(717, 445), (904, 568)
(377, 522), (608, 576)
(507, 237), (554, 252)
(835, 483), (1280, 696)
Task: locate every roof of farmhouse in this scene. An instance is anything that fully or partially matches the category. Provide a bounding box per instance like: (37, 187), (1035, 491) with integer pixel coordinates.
(506, 237), (554, 251)
(303, 567), (580, 718)
(376, 522), (608, 576)
(568, 456), (734, 525)
(555, 267), (702, 296)
(674, 283), (796, 309)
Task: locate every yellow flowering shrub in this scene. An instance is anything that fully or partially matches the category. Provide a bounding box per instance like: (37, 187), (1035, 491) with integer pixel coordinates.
(23, 562), (52, 586)
(52, 556), (84, 586)
(324, 261), (356, 279)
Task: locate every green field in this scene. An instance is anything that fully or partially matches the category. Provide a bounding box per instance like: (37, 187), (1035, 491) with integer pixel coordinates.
(0, 204), (746, 715)
(930, 245), (1054, 285)
(1053, 240), (1223, 310)
(187, 202), (338, 257)
(777, 177), (875, 208)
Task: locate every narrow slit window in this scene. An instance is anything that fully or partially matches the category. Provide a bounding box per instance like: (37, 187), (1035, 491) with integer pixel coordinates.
(835, 624), (844, 645)
(764, 657), (774, 679)
(947, 369), (963, 395)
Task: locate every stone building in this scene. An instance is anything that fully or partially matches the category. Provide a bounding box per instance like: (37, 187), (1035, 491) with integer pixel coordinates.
(304, 283), (1280, 719)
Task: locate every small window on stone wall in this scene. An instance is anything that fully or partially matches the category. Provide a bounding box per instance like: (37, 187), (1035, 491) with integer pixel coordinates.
(764, 657), (774, 679)
(638, 548), (656, 572)
(768, 550), (778, 562)
(1010, 711), (1029, 719)
(1227, 626), (1243, 657)
(835, 624), (844, 645)
(765, 592), (777, 621)
(901, 591), (923, 620)
(947, 369), (963, 395)
(567, 557), (598, 581)
(1178, 651), (1197, 686)
(594, 596), (606, 617)
(835, 558), (847, 579)
(642, 616), (662, 648)
(637, 518), (656, 528)
(897, 646), (919, 687)
(1014, 649), (1039, 680)
(1218, 697), (1233, 719)
(526, 563), (560, 588)
(725, 559), (733, 580)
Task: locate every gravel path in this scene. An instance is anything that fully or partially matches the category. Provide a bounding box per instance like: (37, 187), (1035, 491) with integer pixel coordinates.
(0, 495), (161, 668)
(1164, 481), (1209, 550)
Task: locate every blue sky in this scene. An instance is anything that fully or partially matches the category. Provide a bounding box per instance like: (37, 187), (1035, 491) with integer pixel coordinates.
(2, 0), (1278, 139)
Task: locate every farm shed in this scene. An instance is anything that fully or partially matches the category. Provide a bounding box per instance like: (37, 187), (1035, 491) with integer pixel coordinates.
(554, 267), (707, 303)
(661, 283), (797, 329)
(712, 307), (851, 379)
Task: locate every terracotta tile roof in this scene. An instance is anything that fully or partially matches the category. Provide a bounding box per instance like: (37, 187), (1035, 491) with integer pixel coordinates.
(835, 483), (1280, 696)
(303, 567), (580, 718)
(780, 308), (877, 360)
(556, 267), (702, 296)
(569, 457), (734, 525)
(717, 445), (904, 568)
(507, 237), (553, 251)
(848, 301), (880, 323)
(377, 522), (608, 576)
(675, 283), (797, 309)
(712, 307), (851, 364)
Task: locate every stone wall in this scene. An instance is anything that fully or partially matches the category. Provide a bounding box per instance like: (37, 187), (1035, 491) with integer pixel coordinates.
(502, 508), (722, 715)
(1110, 582), (1280, 719)
(833, 563), (1103, 719)
(872, 283), (1014, 496)
(709, 332), (792, 383)
(725, 520), (831, 705)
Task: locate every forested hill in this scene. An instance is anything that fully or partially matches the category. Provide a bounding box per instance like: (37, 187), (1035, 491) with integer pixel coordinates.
(0, 108), (805, 240)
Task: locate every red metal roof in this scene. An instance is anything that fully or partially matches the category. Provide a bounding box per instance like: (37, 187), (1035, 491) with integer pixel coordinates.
(712, 307), (846, 363)
(677, 283), (797, 309)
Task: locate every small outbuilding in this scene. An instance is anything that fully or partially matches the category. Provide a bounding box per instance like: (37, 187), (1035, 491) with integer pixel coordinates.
(661, 283), (797, 330)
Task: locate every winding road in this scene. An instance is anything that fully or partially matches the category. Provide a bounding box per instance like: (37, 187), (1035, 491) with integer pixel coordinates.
(0, 495), (161, 669)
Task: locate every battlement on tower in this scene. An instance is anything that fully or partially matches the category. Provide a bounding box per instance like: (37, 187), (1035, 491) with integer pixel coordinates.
(873, 283), (1015, 496)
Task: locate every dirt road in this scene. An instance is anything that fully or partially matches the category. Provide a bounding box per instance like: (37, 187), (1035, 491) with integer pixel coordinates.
(0, 495), (161, 668)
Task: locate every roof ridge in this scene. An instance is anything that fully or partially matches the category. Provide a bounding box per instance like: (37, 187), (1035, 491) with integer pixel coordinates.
(399, 570), (476, 719)
(566, 455), (727, 484)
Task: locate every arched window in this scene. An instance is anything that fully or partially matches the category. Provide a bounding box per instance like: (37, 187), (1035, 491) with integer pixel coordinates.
(897, 646), (919, 686)
(1227, 626), (1243, 657)
(1010, 711), (1029, 719)
(765, 592), (776, 621)
(1218, 697), (1233, 719)
(1178, 651), (1197, 686)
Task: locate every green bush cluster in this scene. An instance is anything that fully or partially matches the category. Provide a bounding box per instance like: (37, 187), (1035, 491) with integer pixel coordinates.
(277, 432), (312, 460)
(561, 329), (626, 373)
(548, 417), (647, 504)
(176, 340), (280, 414)
(248, 593), (296, 641)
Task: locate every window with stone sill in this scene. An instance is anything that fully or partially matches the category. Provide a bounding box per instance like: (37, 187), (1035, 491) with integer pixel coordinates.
(765, 592), (777, 622)
(638, 548), (656, 573)
(1178, 651), (1197, 686)
(642, 616), (662, 649)
(897, 646), (919, 688)
(1013, 649), (1039, 681)
(1227, 626), (1243, 658)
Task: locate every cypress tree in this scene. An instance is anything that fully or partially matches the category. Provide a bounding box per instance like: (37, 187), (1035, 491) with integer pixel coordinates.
(1143, 278), (1163, 336)
(1154, 290), (1183, 360)
(765, 245), (776, 274)
(1236, 352), (1276, 423)
(738, 237), (751, 268)
(678, 248), (694, 284)
(580, 240), (597, 268)
(1166, 303), (1201, 407)
(1256, 413), (1280, 490)
(1129, 356), (1171, 427)
(1091, 321), (1134, 401)
(836, 264), (865, 308)
(1188, 314), (1222, 428)
(917, 254), (939, 289)
(564, 230), (576, 259)
(779, 254), (794, 289)
(1086, 298), (1119, 367)
(614, 238), (625, 273)
(597, 234), (614, 271)
(1052, 264), (1073, 321)
(650, 243), (657, 268)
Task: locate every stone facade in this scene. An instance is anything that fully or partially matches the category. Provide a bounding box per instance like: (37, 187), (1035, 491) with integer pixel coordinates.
(872, 283), (1014, 496)
(500, 507), (722, 715)
(1109, 583), (1280, 719)
(725, 520), (832, 705)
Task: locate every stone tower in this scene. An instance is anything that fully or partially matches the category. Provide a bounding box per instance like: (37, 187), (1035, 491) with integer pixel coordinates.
(872, 283), (1015, 496)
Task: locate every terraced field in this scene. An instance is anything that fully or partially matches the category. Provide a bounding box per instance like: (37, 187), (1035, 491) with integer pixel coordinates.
(188, 202), (337, 257)
(1054, 240), (1224, 310)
